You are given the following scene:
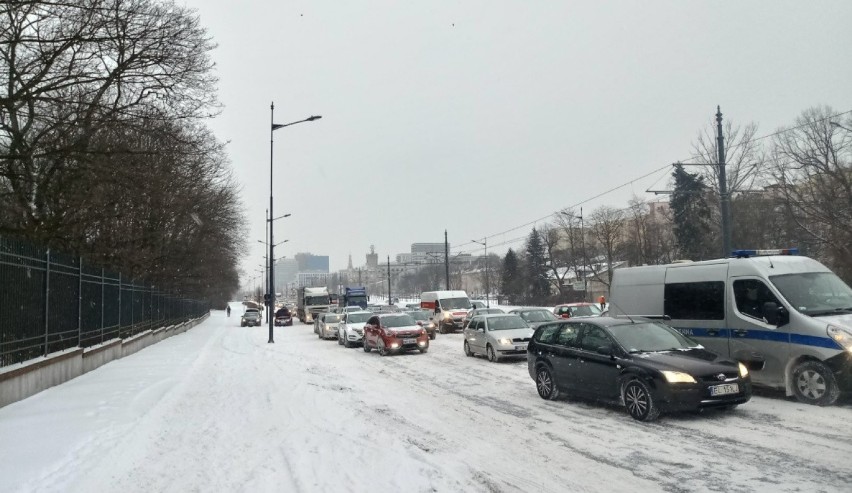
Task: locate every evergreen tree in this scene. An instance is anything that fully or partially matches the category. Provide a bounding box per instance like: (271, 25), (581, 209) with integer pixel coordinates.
(671, 164), (716, 260)
(525, 228), (551, 304)
(500, 248), (523, 304)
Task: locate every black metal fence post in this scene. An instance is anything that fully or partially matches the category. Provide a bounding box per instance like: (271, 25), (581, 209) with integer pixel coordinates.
(77, 257), (82, 347)
(43, 249), (50, 357)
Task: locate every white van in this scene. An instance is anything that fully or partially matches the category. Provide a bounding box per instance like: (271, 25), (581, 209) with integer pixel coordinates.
(609, 249), (852, 406)
(420, 290), (472, 333)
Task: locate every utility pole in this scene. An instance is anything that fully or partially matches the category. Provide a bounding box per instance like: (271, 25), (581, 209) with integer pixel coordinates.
(717, 106), (732, 258)
(444, 230), (450, 290)
(387, 256), (392, 305)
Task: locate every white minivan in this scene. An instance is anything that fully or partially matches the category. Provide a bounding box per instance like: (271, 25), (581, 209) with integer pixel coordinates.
(420, 290), (472, 333)
(609, 249), (852, 405)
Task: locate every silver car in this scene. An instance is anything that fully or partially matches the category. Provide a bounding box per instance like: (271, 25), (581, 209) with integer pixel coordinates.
(463, 314), (534, 362)
(317, 312), (342, 340)
(337, 311), (371, 348)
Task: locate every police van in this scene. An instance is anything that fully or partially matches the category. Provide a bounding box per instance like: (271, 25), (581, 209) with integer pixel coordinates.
(609, 249), (852, 405)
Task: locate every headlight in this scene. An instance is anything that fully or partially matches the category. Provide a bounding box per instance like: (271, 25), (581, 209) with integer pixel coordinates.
(443, 312), (452, 320)
(827, 324), (852, 352)
(427, 322), (435, 328)
(497, 338), (513, 345)
(661, 371), (696, 384)
(738, 362), (749, 378)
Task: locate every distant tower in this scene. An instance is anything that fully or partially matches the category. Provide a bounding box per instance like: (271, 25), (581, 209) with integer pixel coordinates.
(347, 253), (353, 270)
(366, 245), (378, 269)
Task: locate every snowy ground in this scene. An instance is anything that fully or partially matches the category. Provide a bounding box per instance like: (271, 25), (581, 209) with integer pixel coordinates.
(1, 304), (851, 493)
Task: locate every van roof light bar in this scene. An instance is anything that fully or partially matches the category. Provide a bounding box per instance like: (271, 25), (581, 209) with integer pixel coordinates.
(731, 248), (799, 258)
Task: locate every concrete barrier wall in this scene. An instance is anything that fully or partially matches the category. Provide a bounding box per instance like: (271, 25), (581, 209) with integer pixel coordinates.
(82, 339), (122, 374)
(0, 313), (209, 409)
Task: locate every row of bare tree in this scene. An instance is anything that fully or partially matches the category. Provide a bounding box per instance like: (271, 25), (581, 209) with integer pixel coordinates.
(1, 1), (244, 305)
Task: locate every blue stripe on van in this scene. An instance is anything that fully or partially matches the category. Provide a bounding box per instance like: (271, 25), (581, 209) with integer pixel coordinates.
(674, 327), (841, 350)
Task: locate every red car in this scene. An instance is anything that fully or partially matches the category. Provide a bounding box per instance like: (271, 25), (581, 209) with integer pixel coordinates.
(553, 302), (602, 319)
(362, 313), (429, 356)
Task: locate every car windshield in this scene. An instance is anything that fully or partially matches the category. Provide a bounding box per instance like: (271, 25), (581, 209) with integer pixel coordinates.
(305, 296), (329, 305)
(608, 322), (701, 353)
(324, 314), (342, 322)
(770, 272), (852, 315)
(382, 314), (416, 328)
(346, 313), (371, 323)
(519, 310), (558, 322)
(486, 316), (529, 331)
(406, 311), (428, 321)
(441, 297), (471, 310)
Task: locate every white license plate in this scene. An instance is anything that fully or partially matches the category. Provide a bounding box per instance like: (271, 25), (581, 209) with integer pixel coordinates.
(403, 338), (416, 344)
(514, 345), (527, 351)
(710, 383), (739, 396)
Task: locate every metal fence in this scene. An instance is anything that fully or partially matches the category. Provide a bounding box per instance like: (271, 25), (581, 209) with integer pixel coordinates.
(0, 235), (209, 367)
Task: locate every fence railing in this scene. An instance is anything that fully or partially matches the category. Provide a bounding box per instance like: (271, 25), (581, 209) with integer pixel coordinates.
(0, 235), (208, 367)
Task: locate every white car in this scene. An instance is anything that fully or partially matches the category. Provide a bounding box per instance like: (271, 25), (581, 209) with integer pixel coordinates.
(337, 311), (372, 348)
(317, 312), (342, 340)
(463, 314), (534, 362)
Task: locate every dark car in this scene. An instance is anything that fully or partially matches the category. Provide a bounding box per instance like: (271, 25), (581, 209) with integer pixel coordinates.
(527, 317), (752, 421)
(363, 313), (429, 356)
(405, 310), (437, 340)
(241, 308), (262, 327)
(509, 308), (559, 329)
(274, 307), (293, 326)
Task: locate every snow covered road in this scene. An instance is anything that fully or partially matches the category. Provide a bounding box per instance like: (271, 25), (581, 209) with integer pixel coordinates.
(2, 307), (851, 492)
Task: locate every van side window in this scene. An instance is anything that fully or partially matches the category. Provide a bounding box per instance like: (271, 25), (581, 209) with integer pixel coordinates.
(734, 279), (780, 322)
(664, 282), (725, 320)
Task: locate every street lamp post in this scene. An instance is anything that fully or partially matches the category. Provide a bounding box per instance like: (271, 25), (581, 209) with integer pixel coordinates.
(258, 237), (288, 323)
(561, 208), (587, 302)
(471, 238), (489, 308)
(268, 102), (321, 343)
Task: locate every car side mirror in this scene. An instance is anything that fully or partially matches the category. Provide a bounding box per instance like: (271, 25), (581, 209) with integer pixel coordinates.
(763, 302), (789, 326)
(596, 345), (613, 356)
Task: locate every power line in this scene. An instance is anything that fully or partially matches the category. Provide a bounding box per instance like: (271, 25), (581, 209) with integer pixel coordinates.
(451, 108), (852, 251)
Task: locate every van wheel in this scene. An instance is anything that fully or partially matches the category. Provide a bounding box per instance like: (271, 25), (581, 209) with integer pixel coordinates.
(623, 379), (660, 421)
(792, 360), (840, 406)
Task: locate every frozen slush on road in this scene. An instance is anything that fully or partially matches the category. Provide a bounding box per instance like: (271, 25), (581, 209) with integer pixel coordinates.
(1, 304), (850, 492)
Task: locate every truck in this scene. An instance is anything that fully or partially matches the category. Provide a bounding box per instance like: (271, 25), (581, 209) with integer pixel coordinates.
(297, 286), (331, 323)
(341, 286), (369, 309)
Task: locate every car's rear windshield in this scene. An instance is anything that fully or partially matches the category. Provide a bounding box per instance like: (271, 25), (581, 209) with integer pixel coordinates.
(382, 314), (416, 327)
(406, 311), (428, 320)
(607, 322), (700, 353)
(486, 316), (529, 330)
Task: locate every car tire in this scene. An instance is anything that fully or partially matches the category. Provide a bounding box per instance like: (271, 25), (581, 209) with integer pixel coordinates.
(486, 344), (499, 363)
(791, 360), (840, 406)
(363, 339), (371, 352)
(240, 323), (246, 327)
(536, 366), (560, 400)
(378, 339), (388, 357)
(344, 337), (352, 348)
(463, 340), (473, 357)
(429, 332), (436, 340)
(318, 331), (322, 339)
(419, 347), (428, 354)
(439, 325), (446, 334)
(623, 379), (660, 422)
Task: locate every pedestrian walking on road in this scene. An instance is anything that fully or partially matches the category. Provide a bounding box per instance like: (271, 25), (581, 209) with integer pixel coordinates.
(226, 306), (231, 317)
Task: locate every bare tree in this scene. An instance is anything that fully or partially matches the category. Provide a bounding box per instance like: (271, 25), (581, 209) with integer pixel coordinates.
(772, 106), (852, 281)
(589, 206), (625, 287)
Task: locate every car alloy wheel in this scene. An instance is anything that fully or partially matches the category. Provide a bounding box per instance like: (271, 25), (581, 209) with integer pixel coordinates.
(378, 339), (388, 356)
(536, 366), (559, 400)
(463, 340), (473, 357)
(624, 380), (660, 421)
(363, 338), (371, 352)
(486, 345), (498, 363)
(792, 360), (840, 406)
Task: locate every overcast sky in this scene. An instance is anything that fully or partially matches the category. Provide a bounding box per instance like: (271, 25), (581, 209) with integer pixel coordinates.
(179, 0), (852, 281)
